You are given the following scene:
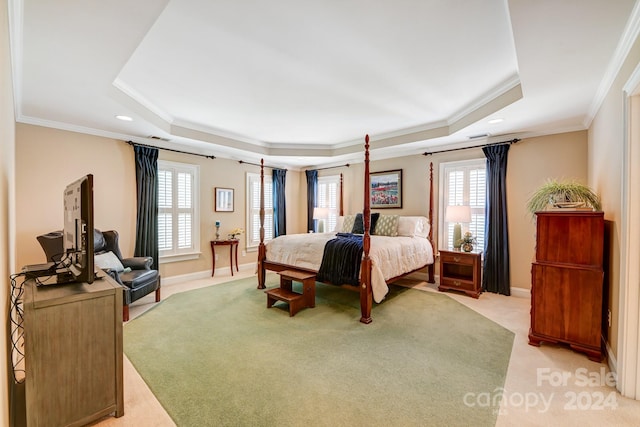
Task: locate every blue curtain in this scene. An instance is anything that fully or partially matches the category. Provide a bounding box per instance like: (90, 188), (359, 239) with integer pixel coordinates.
(305, 170), (318, 232)
(133, 145), (159, 269)
(273, 169), (287, 237)
(482, 144), (510, 295)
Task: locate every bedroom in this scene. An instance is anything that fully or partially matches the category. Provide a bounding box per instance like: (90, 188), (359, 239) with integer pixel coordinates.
(3, 0), (640, 425)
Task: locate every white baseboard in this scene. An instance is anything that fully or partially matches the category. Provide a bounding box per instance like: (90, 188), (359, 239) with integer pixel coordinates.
(605, 339), (618, 378)
(510, 286), (530, 298)
(161, 262), (255, 286)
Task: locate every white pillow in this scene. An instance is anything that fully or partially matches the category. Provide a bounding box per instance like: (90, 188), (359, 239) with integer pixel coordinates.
(397, 216), (431, 238)
(94, 251), (125, 272)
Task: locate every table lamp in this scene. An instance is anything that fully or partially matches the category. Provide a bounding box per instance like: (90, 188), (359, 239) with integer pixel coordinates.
(313, 207), (329, 233)
(445, 205), (471, 250)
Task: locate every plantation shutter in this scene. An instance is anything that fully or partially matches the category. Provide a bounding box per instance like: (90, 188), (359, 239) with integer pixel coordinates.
(440, 159), (487, 250)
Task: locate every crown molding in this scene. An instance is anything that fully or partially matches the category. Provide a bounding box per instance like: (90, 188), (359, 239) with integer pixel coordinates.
(585, 0), (640, 127)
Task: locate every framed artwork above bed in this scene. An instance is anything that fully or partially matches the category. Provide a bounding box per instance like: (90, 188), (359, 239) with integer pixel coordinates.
(370, 169), (402, 209)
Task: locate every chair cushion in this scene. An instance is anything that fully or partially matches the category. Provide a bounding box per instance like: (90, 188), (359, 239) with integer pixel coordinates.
(119, 269), (159, 290)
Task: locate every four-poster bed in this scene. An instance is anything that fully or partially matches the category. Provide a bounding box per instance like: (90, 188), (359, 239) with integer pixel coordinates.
(257, 135), (435, 323)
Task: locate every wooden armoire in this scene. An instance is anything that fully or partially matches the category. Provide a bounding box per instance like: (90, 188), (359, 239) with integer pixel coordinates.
(528, 211), (605, 362)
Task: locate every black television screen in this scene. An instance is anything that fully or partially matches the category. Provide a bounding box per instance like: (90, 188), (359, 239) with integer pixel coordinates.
(62, 174), (94, 284)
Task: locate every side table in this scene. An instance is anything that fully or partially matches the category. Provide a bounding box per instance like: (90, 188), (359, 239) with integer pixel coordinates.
(211, 239), (239, 277)
(438, 249), (482, 298)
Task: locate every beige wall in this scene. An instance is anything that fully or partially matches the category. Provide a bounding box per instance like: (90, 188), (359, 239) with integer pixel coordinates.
(588, 31), (640, 359)
(15, 124), (137, 268)
(156, 151), (303, 278)
(15, 126), (589, 292)
(1, 0), (14, 423)
(14, 124), (304, 280)
(507, 132), (588, 289)
(338, 132), (588, 289)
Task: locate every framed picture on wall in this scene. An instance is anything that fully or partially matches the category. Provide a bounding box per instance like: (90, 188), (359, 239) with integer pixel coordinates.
(215, 187), (234, 212)
(370, 169), (402, 209)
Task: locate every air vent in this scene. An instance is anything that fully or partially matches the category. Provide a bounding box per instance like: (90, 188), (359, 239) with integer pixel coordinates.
(148, 135), (171, 142)
(468, 133), (490, 140)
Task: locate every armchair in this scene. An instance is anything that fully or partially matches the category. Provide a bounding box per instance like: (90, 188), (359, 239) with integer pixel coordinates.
(37, 229), (161, 321)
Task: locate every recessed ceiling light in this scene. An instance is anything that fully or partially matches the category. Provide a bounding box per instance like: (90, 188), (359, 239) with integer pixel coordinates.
(115, 115), (133, 121)
(488, 118), (504, 124)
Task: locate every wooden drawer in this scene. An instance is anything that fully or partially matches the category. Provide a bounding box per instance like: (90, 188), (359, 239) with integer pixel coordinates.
(440, 276), (474, 291)
(440, 252), (475, 266)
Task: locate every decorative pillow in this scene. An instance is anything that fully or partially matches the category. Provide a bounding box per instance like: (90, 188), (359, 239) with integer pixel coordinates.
(342, 214), (356, 232)
(373, 215), (399, 236)
(336, 216), (345, 233)
(397, 216), (430, 238)
(352, 213), (380, 234)
(94, 251), (125, 272)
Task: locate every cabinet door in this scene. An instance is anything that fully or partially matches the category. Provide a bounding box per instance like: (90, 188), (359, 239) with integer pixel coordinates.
(535, 212), (604, 267)
(531, 264), (603, 347)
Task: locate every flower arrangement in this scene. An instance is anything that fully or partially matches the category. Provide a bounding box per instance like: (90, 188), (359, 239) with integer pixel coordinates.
(457, 231), (476, 252)
(228, 227), (244, 240)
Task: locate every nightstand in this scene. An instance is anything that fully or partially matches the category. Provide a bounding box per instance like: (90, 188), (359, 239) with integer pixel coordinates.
(438, 249), (482, 298)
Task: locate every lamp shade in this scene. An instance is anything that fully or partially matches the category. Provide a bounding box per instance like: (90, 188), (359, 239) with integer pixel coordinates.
(445, 205), (472, 223)
(313, 207), (329, 220)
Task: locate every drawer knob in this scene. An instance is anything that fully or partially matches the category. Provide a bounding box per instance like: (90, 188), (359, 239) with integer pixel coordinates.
(453, 257), (461, 262)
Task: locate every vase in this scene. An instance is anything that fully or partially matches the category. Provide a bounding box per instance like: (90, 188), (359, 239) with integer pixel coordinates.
(462, 242), (473, 252)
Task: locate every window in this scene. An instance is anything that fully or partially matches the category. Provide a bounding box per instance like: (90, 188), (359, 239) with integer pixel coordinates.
(439, 159), (486, 250)
(158, 160), (200, 261)
(317, 175), (341, 232)
(247, 172), (273, 248)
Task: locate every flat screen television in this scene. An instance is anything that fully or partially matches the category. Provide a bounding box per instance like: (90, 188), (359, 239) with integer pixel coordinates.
(62, 174), (94, 284)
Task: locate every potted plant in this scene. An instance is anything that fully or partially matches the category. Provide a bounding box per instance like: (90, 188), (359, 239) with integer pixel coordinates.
(527, 179), (602, 215)
(457, 232), (477, 252)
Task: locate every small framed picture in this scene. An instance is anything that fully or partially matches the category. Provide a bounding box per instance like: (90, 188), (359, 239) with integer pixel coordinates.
(215, 187), (234, 212)
(370, 169), (402, 209)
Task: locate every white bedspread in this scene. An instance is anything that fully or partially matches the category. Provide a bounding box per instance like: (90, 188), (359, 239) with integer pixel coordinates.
(264, 233), (434, 303)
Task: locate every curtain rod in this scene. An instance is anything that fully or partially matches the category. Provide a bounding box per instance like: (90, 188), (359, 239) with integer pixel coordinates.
(307, 163), (350, 172)
(423, 138), (520, 156)
(238, 160), (287, 170)
(127, 141), (216, 159)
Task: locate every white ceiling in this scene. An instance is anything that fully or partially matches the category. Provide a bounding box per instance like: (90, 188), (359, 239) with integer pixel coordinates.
(9, 0), (638, 169)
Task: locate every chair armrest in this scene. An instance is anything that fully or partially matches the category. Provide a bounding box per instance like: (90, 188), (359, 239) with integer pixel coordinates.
(102, 268), (124, 286)
(122, 256), (153, 270)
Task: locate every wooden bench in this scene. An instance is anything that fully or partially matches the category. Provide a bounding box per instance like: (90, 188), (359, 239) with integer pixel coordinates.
(265, 270), (316, 316)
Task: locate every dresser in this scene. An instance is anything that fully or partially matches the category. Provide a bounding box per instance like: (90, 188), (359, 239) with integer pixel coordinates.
(528, 211), (604, 361)
(16, 273), (124, 426)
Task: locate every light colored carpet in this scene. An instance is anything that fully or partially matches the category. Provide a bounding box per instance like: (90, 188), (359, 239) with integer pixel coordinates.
(124, 275), (514, 427)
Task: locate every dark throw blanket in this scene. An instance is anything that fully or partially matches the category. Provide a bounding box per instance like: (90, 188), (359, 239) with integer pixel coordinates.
(317, 233), (364, 286)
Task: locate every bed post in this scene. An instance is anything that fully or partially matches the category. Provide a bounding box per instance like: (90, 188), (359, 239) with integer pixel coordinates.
(340, 173), (344, 216)
(257, 158), (266, 289)
(360, 135), (373, 324)
(427, 161), (435, 283)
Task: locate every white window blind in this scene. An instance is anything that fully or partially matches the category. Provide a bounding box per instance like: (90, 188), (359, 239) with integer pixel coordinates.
(317, 175), (340, 232)
(158, 160), (200, 260)
(247, 173), (273, 248)
(440, 159), (486, 250)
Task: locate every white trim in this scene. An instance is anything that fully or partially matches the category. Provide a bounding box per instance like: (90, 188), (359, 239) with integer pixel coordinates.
(8, 0), (23, 117)
(160, 263), (255, 286)
(159, 252), (201, 264)
(509, 286), (530, 299)
(617, 63), (640, 399)
(606, 340), (618, 384)
(585, 0), (640, 127)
